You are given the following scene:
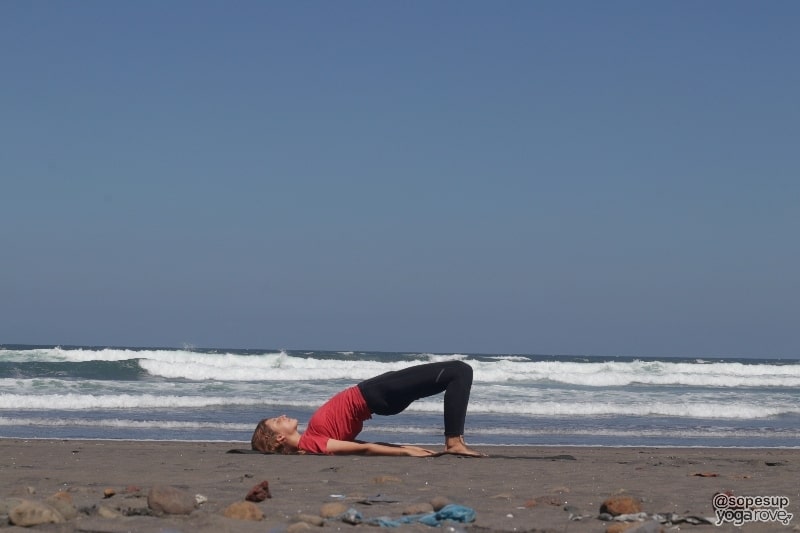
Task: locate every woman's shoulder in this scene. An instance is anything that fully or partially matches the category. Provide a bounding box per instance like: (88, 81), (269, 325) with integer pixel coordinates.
(297, 431), (330, 454)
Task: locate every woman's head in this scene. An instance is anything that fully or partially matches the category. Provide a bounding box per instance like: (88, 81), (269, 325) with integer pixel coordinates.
(251, 415), (300, 454)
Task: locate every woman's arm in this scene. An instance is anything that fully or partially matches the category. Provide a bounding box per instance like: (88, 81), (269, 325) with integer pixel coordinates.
(325, 439), (436, 457)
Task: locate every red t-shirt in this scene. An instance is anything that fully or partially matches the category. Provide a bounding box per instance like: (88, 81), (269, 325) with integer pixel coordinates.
(297, 386), (372, 455)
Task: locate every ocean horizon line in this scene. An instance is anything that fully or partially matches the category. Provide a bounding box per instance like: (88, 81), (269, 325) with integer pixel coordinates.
(2, 342), (797, 363)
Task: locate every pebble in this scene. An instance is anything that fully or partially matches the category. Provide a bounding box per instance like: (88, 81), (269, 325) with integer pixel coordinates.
(147, 485), (197, 515)
(8, 499), (65, 527)
(319, 502), (347, 518)
(341, 507), (362, 524)
(287, 522), (313, 532)
(245, 480), (271, 502)
(223, 500), (264, 521)
(600, 496), (642, 516)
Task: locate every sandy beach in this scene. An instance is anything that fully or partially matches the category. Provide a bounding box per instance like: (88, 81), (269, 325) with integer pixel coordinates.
(1, 439), (798, 532)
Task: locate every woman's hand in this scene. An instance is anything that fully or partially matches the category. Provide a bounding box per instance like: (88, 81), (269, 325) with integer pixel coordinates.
(400, 445), (437, 457)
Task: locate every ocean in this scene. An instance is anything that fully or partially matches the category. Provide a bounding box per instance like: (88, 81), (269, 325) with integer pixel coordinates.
(1, 345), (798, 448)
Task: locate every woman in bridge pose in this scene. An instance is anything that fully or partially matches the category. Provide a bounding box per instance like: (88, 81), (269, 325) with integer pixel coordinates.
(251, 360), (484, 457)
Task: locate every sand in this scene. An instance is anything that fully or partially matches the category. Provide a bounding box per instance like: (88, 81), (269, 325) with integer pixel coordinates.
(1, 439), (798, 532)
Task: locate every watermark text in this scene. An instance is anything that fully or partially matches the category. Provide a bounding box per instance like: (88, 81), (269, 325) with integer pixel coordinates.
(713, 494), (793, 527)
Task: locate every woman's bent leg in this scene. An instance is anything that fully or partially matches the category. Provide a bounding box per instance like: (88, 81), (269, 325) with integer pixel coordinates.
(357, 360), (473, 437)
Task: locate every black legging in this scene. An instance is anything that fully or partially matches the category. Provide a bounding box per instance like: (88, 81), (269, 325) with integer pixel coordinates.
(357, 361), (473, 437)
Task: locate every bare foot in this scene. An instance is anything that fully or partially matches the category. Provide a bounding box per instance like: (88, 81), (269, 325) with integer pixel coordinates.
(444, 436), (488, 457)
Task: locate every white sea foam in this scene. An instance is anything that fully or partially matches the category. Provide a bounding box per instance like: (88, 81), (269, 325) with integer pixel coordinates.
(408, 399), (800, 419)
(470, 359), (800, 388)
(3, 348), (798, 388)
(155, 354), (800, 388)
(0, 416), (253, 431)
(0, 393), (269, 410)
(2, 390), (796, 419)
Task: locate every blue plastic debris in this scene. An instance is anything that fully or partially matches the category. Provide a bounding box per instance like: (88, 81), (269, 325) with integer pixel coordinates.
(370, 504), (476, 528)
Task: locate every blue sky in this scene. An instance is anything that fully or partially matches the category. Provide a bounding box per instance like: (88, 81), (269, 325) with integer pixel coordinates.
(2, 1), (798, 357)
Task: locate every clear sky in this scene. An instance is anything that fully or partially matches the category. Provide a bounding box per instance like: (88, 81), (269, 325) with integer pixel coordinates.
(2, 1), (798, 357)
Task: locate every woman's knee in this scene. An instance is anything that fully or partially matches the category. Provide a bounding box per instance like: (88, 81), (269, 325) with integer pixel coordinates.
(449, 360), (473, 380)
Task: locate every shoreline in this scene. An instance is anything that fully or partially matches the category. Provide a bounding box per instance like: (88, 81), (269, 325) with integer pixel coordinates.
(3, 436), (799, 450)
(2, 439), (798, 532)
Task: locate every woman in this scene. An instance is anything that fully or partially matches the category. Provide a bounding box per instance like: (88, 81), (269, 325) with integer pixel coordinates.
(251, 360), (484, 457)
